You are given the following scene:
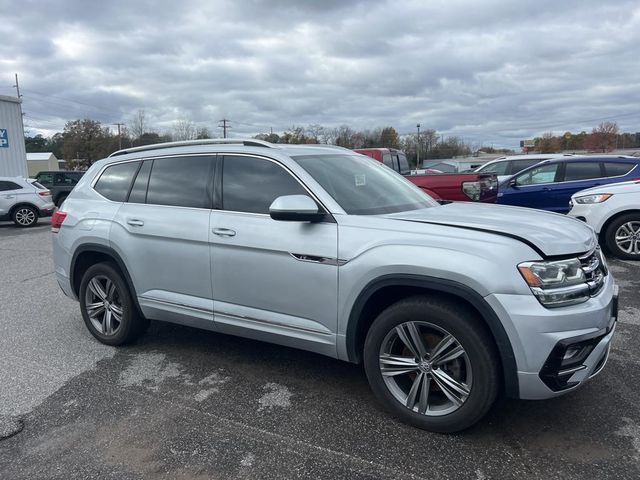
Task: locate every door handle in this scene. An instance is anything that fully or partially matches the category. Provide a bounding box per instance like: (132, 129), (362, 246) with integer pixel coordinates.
(542, 187), (551, 191)
(212, 227), (236, 237)
(127, 219), (145, 227)
(3, 195), (15, 199)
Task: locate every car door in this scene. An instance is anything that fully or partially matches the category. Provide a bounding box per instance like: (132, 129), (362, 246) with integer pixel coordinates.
(108, 156), (215, 326)
(550, 161), (605, 213)
(210, 154), (338, 356)
(0, 180), (20, 217)
(498, 162), (561, 210)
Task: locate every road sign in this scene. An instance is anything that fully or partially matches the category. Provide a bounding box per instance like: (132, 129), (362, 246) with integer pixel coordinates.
(0, 128), (8, 148)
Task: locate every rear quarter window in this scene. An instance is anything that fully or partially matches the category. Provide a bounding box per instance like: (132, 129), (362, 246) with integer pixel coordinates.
(603, 162), (635, 177)
(94, 162), (139, 202)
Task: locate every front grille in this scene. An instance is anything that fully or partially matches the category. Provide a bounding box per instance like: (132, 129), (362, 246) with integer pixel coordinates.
(579, 247), (607, 296)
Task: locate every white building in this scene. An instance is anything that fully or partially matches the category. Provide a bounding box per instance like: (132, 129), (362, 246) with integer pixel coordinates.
(26, 152), (59, 177)
(0, 95), (27, 177)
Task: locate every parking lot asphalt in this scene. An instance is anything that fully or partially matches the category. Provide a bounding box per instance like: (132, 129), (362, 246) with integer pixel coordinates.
(1, 220), (639, 479)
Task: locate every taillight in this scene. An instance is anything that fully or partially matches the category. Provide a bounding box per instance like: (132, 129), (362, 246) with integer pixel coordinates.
(462, 181), (481, 201)
(51, 210), (67, 233)
(37, 190), (50, 197)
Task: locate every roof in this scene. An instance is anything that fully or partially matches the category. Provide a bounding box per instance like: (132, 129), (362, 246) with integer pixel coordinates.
(0, 94), (22, 104)
(26, 152), (56, 161)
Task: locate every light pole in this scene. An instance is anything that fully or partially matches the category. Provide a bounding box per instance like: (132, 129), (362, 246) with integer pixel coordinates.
(416, 123), (421, 171)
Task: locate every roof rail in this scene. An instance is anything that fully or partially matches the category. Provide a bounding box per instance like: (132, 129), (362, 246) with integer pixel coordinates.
(108, 138), (275, 157)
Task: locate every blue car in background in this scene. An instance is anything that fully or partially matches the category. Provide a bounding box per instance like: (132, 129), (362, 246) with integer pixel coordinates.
(497, 156), (640, 213)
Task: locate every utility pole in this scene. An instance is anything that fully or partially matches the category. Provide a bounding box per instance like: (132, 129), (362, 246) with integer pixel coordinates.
(218, 119), (230, 138)
(13, 73), (22, 98)
(416, 123), (421, 171)
(113, 123), (125, 149)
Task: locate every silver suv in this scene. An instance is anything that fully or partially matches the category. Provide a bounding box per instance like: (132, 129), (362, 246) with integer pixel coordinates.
(52, 139), (618, 432)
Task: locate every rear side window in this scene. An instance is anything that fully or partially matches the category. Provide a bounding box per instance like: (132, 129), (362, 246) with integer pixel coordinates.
(509, 159), (542, 175)
(128, 160), (152, 204)
(0, 181), (22, 191)
(146, 156), (213, 208)
(563, 162), (603, 181)
(94, 162), (139, 202)
(54, 173), (81, 185)
(479, 161), (509, 175)
(603, 162), (635, 177)
(222, 155), (307, 214)
(397, 153), (410, 175)
(382, 153), (393, 168)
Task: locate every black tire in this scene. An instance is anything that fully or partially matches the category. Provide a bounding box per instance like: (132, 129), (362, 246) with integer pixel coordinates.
(12, 205), (38, 227)
(363, 295), (499, 433)
(604, 213), (640, 260)
(79, 262), (149, 345)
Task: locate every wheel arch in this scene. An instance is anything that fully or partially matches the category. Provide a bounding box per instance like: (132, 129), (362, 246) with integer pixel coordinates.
(345, 274), (519, 398)
(10, 202), (40, 216)
(599, 209), (640, 244)
(70, 244), (142, 315)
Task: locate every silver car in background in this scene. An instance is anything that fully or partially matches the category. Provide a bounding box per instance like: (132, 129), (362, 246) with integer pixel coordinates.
(0, 176), (54, 227)
(51, 139), (618, 432)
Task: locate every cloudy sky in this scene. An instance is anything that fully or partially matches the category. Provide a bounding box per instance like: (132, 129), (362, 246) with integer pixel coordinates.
(1, 0), (639, 148)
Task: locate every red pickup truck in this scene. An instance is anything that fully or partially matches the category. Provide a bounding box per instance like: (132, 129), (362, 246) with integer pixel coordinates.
(354, 148), (498, 203)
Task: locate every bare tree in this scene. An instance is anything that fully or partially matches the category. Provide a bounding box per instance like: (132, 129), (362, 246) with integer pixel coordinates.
(129, 109), (147, 140)
(172, 118), (197, 141)
(584, 121), (619, 152)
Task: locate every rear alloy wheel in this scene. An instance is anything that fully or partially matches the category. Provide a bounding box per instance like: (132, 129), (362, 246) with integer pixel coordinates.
(79, 263), (148, 345)
(364, 296), (499, 433)
(605, 213), (640, 260)
(12, 206), (38, 227)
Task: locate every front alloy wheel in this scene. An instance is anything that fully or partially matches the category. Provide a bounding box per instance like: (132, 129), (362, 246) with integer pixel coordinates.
(379, 321), (472, 416)
(364, 296), (499, 433)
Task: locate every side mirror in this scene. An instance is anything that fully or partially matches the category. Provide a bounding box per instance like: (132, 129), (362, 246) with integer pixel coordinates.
(508, 178), (518, 188)
(269, 195), (324, 222)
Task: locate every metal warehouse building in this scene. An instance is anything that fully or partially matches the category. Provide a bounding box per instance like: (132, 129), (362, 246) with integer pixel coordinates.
(0, 95), (27, 177)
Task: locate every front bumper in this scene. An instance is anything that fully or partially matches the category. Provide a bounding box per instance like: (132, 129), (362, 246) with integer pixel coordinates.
(485, 274), (617, 400)
(567, 202), (606, 234)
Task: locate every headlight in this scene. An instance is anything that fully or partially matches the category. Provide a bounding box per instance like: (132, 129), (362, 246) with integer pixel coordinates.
(574, 194), (612, 204)
(518, 258), (590, 307)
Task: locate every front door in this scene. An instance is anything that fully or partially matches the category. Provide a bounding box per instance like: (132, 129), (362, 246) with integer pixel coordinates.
(210, 154), (338, 356)
(498, 162), (561, 211)
(0, 180), (19, 217)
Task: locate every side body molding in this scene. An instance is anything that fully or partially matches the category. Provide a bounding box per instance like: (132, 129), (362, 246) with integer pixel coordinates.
(345, 274), (519, 398)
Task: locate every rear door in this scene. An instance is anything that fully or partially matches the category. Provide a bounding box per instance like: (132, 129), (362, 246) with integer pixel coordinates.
(209, 154), (338, 356)
(109, 155), (215, 324)
(0, 180), (20, 217)
(551, 161), (605, 213)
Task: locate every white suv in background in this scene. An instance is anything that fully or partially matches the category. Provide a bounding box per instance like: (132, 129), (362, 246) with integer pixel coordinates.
(569, 180), (640, 259)
(0, 176), (54, 227)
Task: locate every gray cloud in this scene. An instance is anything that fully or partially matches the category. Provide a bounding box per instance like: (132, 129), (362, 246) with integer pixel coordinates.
(1, 0), (639, 148)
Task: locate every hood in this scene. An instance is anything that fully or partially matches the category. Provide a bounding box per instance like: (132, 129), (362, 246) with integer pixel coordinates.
(384, 203), (596, 257)
(572, 180), (640, 197)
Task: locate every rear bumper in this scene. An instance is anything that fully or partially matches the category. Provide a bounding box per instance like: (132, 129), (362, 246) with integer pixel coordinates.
(485, 274), (617, 400)
(39, 206), (54, 217)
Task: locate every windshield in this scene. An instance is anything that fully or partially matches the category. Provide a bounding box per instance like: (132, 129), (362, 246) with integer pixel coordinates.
(293, 154), (437, 215)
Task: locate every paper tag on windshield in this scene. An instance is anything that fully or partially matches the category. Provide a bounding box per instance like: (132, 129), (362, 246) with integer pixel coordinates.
(355, 174), (366, 186)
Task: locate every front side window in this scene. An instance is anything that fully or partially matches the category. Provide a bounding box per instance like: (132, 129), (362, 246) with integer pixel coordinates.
(94, 162), (139, 202)
(222, 155), (307, 214)
(293, 154), (436, 215)
(36, 173), (53, 186)
(146, 156), (213, 209)
(516, 164), (559, 185)
(563, 162), (603, 182)
(382, 153), (393, 168)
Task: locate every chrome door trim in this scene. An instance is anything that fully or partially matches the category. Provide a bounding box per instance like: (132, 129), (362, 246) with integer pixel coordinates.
(214, 310), (332, 336)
